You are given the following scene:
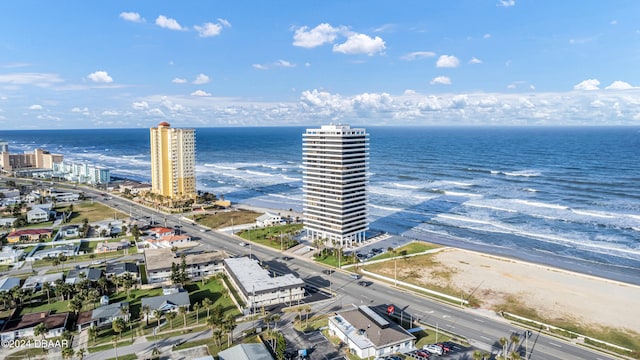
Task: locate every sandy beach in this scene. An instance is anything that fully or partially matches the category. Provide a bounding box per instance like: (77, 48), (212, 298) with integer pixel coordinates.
(396, 248), (640, 334)
(233, 202), (640, 334)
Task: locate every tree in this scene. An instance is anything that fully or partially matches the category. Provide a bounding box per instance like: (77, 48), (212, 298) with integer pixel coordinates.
(202, 297), (213, 319)
(193, 302), (201, 325)
(61, 346), (75, 359)
(68, 297), (83, 315)
(112, 318), (126, 339)
(121, 273), (135, 296)
(153, 310), (163, 329)
(473, 350), (484, 360)
(142, 304), (151, 326)
(223, 315), (237, 347)
(42, 282), (52, 304)
(166, 311), (176, 329)
(510, 333), (520, 353)
(88, 326), (98, 345)
(206, 315), (219, 344)
(75, 347), (87, 360)
(178, 305), (188, 329)
(34, 322), (47, 340)
(131, 224), (140, 241)
(499, 337), (508, 359)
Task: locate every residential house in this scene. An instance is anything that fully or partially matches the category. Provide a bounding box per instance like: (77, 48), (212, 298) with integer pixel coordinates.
(26, 207), (49, 223)
(96, 240), (130, 253)
(105, 262), (139, 280)
(328, 305), (416, 359)
(118, 181), (152, 195)
(255, 212), (283, 227)
(0, 218), (16, 227)
(22, 273), (63, 292)
(0, 247), (24, 265)
(0, 277), (21, 292)
(141, 292), (190, 320)
(148, 227), (175, 239)
(65, 268), (102, 285)
(27, 244), (77, 260)
(6, 229), (52, 243)
(58, 225), (79, 239)
(144, 248), (226, 284)
(0, 311), (69, 341)
(144, 234), (192, 249)
(218, 343), (274, 360)
(91, 301), (129, 328)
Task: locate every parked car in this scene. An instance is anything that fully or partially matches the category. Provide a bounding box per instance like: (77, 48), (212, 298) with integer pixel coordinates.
(350, 273), (361, 280)
(424, 344), (443, 355)
(436, 343), (451, 353)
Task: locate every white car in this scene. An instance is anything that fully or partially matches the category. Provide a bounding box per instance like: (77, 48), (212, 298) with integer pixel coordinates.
(239, 242), (248, 247)
(423, 344), (443, 355)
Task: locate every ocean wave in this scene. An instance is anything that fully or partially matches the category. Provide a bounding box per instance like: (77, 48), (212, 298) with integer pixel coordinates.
(246, 170), (274, 177)
(393, 182), (421, 189)
(523, 188), (537, 192)
(369, 204), (404, 212)
(464, 202), (518, 213)
(514, 199), (568, 210)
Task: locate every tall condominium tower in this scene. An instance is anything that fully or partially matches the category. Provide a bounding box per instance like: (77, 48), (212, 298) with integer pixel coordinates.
(302, 124), (369, 247)
(150, 122), (196, 199)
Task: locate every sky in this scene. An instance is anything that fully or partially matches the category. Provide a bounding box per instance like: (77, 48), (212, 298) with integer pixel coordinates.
(1, 0), (640, 129)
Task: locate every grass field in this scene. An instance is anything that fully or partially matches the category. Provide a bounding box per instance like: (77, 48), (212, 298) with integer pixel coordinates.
(192, 209), (260, 229)
(370, 241), (441, 261)
(64, 201), (127, 225)
(237, 224), (302, 251)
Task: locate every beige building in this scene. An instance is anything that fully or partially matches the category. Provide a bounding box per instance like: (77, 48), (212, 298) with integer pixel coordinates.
(0, 147), (63, 172)
(150, 122), (196, 199)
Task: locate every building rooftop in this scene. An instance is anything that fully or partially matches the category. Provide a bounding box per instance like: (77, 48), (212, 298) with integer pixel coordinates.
(105, 262), (138, 277)
(330, 305), (415, 350)
(7, 228), (51, 237)
(65, 268), (102, 284)
(224, 257), (304, 297)
(218, 343), (274, 360)
(145, 248), (225, 272)
(141, 292), (190, 311)
(0, 277), (21, 292)
(92, 302), (128, 321)
(2, 311), (69, 334)
(22, 273), (63, 289)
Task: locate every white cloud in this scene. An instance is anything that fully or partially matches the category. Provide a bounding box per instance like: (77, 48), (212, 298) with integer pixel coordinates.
(483, 33), (492, 39)
(29, 104), (43, 110)
(218, 18), (231, 28)
(172, 78), (187, 84)
(573, 79), (600, 91)
(430, 76), (452, 85)
(132, 101), (149, 110)
(293, 23), (344, 48)
(191, 90), (211, 97)
(610, 20), (617, 25)
(194, 22), (222, 37)
(119, 12), (144, 23)
(253, 60), (296, 70)
(148, 108), (165, 117)
(87, 71), (113, 83)
(192, 74), (210, 85)
(469, 57), (483, 64)
(605, 80), (635, 90)
(0, 72), (63, 87)
(277, 60), (295, 68)
(252, 64), (268, 70)
(401, 51), (436, 61)
(71, 107), (89, 114)
(436, 55), (460, 68)
(497, 0), (515, 7)
(155, 15), (185, 31)
(333, 33), (385, 55)
(102, 110), (119, 116)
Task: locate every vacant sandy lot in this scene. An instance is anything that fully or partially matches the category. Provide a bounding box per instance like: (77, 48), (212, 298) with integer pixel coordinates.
(371, 248), (640, 333)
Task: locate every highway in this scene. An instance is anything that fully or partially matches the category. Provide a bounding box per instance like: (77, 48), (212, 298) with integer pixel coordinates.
(85, 187), (621, 360)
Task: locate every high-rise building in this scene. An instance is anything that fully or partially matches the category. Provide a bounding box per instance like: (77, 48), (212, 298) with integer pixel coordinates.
(150, 122), (196, 199)
(302, 124), (369, 247)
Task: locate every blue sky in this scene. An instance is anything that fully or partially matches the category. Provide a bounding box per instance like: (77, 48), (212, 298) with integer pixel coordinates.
(1, 0), (640, 129)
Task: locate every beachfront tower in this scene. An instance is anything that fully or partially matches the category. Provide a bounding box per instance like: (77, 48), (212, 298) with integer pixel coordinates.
(302, 124), (369, 247)
(150, 122), (196, 200)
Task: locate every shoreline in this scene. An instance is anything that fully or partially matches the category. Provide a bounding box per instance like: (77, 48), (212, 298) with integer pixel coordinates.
(233, 201), (640, 287)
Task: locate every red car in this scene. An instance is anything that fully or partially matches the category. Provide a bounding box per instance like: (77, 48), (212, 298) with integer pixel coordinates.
(416, 350), (431, 359)
(437, 343), (451, 353)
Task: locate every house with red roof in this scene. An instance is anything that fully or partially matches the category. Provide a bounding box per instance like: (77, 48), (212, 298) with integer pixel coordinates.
(148, 227), (175, 239)
(6, 229), (52, 243)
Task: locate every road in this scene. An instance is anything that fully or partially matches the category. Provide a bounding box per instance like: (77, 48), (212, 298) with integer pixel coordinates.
(73, 187), (623, 359)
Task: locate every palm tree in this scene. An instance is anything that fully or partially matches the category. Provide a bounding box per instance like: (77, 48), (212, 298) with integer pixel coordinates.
(387, 246), (398, 285)
(202, 297), (212, 318)
(165, 311), (177, 329)
(112, 318), (126, 339)
(75, 347), (86, 360)
(178, 306), (188, 329)
(305, 305), (312, 328)
(61, 346), (74, 359)
(42, 282), (52, 304)
(499, 337), (508, 359)
(510, 333), (520, 353)
(153, 310), (163, 329)
(193, 302), (201, 324)
(87, 326), (98, 345)
(223, 315), (237, 347)
(206, 315), (218, 341)
(472, 350), (483, 360)
(142, 304), (151, 326)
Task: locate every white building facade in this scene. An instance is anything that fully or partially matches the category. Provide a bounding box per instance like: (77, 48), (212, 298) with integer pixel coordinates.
(302, 124), (369, 247)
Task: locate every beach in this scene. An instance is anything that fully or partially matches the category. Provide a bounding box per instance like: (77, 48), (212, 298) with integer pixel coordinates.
(235, 202), (640, 334)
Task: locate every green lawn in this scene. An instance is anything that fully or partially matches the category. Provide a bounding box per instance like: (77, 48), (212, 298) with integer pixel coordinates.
(237, 224), (302, 251)
(370, 241), (441, 261)
(314, 248), (359, 268)
(193, 209), (260, 229)
(64, 201), (127, 225)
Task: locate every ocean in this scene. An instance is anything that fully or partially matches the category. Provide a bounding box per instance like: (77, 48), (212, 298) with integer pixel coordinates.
(2, 126), (640, 283)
